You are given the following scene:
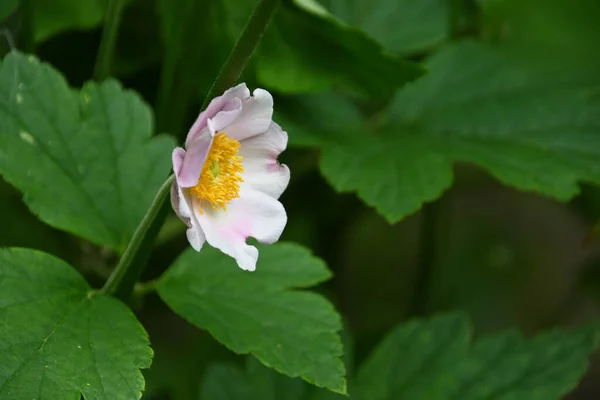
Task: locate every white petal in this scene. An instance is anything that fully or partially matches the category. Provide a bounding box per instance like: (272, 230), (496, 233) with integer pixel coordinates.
(239, 122), (290, 199)
(180, 187), (206, 252)
(194, 186), (287, 271)
(223, 89), (273, 142)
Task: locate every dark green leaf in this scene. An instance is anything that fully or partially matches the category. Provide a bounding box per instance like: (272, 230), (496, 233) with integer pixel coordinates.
(256, 0), (424, 98)
(0, 52), (175, 250)
(320, 41), (600, 222)
(0, 0), (18, 23)
(356, 313), (598, 399)
(0, 248), (152, 399)
(322, 0), (450, 54)
(157, 243), (346, 394)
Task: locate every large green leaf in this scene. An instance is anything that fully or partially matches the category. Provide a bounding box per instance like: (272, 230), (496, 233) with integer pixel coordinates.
(157, 243), (346, 394)
(321, 0), (450, 54)
(0, 248), (152, 399)
(319, 41), (600, 223)
(0, 52), (175, 250)
(255, 0), (424, 98)
(356, 313), (598, 400)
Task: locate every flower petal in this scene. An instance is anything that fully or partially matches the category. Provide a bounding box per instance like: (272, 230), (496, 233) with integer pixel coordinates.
(223, 89), (273, 141)
(194, 186), (287, 271)
(178, 129), (213, 188)
(186, 83), (250, 147)
(209, 97), (243, 133)
(172, 148), (206, 251)
(239, 122), (290, 199)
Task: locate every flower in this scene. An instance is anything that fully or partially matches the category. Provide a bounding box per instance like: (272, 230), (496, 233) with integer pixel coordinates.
(171, 83), (290, 271)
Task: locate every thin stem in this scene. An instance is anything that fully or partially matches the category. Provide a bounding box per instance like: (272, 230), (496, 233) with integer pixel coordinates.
(200, 0), (280, 109)
(409, 199), (442, 317)
(93, 0), (125, 80)
(102, 175), (174, 299)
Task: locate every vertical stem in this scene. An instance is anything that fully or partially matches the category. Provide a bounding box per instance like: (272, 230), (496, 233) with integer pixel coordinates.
(200, 0), (280, 109)
(102, 175), (173, 299)
(409, 199), (442, 317)
(93, 0), (125, 80)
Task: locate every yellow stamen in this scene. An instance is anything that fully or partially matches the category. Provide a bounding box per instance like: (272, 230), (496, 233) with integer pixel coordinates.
(190, 133), (244, 212)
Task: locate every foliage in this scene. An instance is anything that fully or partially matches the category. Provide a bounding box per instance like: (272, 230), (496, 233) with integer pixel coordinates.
(1, 0), (600, 399)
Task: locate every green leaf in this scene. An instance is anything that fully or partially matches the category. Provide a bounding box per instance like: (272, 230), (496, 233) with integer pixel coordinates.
(0, 0), (18, 23)
(157, 242), (346, 394)
(256, 0), (424, 98)
(201, 364), (253, 400)
(319, 41), (600, 223)
(0, 248), (152, 399)
(321, 0), (450, 54)
(201, 357), (307, 400)
(31, 0), (108, 42)
(0, 51), (175, 250)
(357, 313), (471, 399)
(356, 313), (598, 399)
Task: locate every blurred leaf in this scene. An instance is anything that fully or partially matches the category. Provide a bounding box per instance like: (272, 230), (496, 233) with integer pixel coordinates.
(356, 313), (598, 399)
(201, 364), (253, 400)
(31, 0), (108, 42)
(156, 0), (228, 134)
(0, 248), (152, 399)
(157, 242), (347, 394)
(0, 0), (18, 22)
(479, 0), (600, 64)
(0, 52), (175, 250)
(276, 91), (366, 148)
(320, 41), (600, 223)
(201, 357), (335, 400)
(321, 0), (450, 54)
(255, 0), (424, 98)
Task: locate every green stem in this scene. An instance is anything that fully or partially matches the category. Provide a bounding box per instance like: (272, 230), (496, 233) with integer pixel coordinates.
(102, 175), (174, 299)
(93, 0), (125, 80)
(200, 0), (280, 109)
(409, 199), (442, 317)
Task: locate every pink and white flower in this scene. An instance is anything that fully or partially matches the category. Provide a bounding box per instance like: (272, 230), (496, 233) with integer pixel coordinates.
(171, 83), (290, 271)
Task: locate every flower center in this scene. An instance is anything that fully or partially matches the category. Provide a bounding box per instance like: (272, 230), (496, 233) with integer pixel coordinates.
(189, 133), (244, 211)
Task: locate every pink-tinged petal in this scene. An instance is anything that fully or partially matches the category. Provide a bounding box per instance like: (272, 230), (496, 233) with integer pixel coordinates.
(210, 97), (242, 133)
(239, 122), (290, 199)
(178, 129), (213, 188)
(186, 83), (250, 147)
(194, 186), (287, 271)
(170, 174), (206, 251)
(223, 89), (273, 141)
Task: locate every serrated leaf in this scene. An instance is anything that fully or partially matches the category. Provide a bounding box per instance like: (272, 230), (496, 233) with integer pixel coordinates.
(0, 248), (152, 400)
(255, 0), (424, 98)
(157, 243), (346, 394)
(356, 313), (598, 400)
(357, 313), (471, 399)
(319, 41), (600, 223)
(0, 52), (175, 250)
(321, 0), (450, 54)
